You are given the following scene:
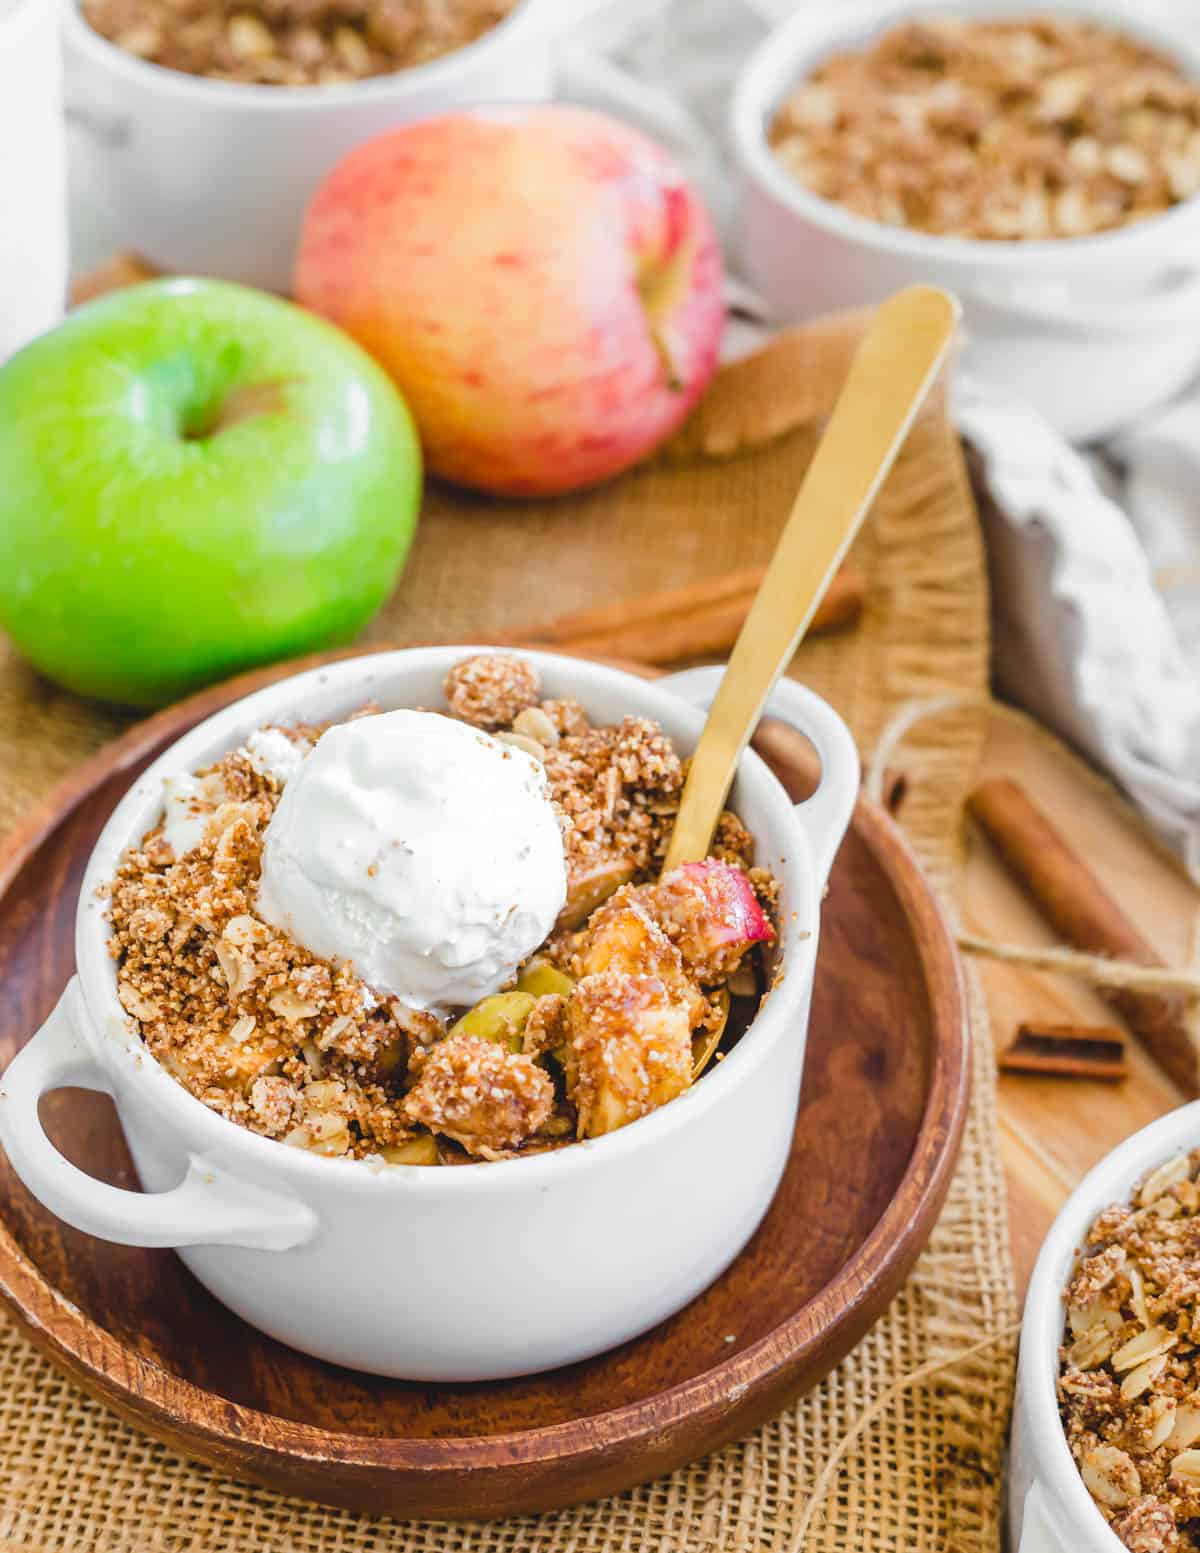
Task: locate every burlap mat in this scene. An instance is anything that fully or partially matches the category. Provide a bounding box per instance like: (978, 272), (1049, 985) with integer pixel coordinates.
(0, 311), (1017, 1551)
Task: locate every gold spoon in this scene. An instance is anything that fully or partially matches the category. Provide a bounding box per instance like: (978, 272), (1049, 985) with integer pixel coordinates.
(664, 285), (960, 877)
(691, 989), (730, 1078)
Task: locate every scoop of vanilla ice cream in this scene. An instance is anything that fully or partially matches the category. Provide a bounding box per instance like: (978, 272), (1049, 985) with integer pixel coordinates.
(243, 726), (309, 786)
(255, 710), (567, 1012)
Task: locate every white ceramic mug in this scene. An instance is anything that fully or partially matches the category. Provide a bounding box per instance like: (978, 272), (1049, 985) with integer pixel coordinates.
(1009, 1102), (1200, 1552)
(60, 0), (659, 294)
(0, 649), (859, 1382)
(730, 0), (1200, 442)
(0, 0), (68, 360)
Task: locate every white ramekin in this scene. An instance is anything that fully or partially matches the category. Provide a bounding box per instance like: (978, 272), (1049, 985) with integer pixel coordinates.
(0, 649), (859, 1382)
(1010, 1101), (1200, 1552)
(0, 0), (67, 361)
(731, 0), (1200, 442)
(62, 0), (581, 293)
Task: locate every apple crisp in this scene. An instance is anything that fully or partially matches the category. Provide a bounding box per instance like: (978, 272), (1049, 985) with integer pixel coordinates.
(1059, 1151), (1200, 1550)
(108, 654), (777, 1165)
(769, 16), (1200, 240)
(82, 0), (518, 86)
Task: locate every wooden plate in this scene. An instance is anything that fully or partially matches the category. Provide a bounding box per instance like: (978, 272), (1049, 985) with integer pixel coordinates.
(0, 651), (969, 1519)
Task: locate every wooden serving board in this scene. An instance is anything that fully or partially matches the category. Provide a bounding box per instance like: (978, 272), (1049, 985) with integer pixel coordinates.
(0, 650), (969, 1519)
(963, 710), (1200, 1292)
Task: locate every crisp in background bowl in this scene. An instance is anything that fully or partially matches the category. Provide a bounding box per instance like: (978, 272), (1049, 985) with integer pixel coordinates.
(731, 0), (1200, 440)
(61, 0), (561, 290)
(1010, 1101), (1200, 1552)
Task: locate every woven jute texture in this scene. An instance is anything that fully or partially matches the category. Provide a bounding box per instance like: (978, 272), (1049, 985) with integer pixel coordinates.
(0, 311), (1017, 1551)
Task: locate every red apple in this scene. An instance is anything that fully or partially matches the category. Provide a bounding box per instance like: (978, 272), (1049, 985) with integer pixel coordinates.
(294, 105), (725, 497)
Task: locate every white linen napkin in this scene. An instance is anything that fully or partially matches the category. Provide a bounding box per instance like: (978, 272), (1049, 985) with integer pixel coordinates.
(957, 382), (1200, 883)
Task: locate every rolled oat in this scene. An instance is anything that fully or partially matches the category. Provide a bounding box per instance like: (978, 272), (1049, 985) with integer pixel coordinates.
(1060, 1150), (1200, 1549)
(83, 0), (518, 86)
(769, 16), (1200, 240)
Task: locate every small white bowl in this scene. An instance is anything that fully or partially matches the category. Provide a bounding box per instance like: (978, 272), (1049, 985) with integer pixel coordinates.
(730, 0), (1200, 441)
(62, 0), (569, 292)
(0, 0), (67, 361)
(1010, 1102), (1200, 1552)
(0, 649), (859, 1381)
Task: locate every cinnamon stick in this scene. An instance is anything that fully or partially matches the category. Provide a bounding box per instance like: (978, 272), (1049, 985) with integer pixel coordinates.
(999, 1022), (1128, 1083)
(504, 566), (864, 666)
(967, 777), (1198, 1094)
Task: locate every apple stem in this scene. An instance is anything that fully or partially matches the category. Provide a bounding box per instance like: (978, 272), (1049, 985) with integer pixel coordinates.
(184, 378), (297, 440)
(636, 238), (694, 396)
(647, 325), (683, 394)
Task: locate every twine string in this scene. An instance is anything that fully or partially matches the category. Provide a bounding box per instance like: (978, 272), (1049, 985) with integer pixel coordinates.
(958, 932), (1200, 997)
(788, 1321), (1022, 1550)
(863, 691), (991, 806)
(866, 694), (1200, 1001)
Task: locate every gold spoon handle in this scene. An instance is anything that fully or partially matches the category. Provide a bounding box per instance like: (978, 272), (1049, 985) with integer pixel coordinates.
(663, 286), (960, 871)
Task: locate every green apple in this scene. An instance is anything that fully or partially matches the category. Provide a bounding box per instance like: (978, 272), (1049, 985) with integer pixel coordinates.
(0, 278), (422, 707)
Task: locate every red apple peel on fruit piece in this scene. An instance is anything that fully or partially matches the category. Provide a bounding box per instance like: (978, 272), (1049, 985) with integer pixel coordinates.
(655, 861), (774, 985)
(679, 861), (773, 943)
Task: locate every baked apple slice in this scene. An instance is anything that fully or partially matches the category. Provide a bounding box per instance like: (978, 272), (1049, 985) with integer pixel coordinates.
(557, 856), (636, 930)
(572, 889), (703, 1023)
(567, 971), (694, 1138)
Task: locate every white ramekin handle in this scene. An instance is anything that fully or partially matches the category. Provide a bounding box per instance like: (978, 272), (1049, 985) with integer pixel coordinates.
(0, 980), (316, 1252)
(659, 666), (859, 889)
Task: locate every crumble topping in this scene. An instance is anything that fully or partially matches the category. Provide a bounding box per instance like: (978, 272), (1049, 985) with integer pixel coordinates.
(567, 971), (694, 1141)
(107, 655), (777, 1164)
(83, 0), (518, 86)
(770, 16), (1200, 240)
(402, 1033), (554, 1159)
(1059, 1150), (1200, 1550)
(444, 652), (540, 730)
